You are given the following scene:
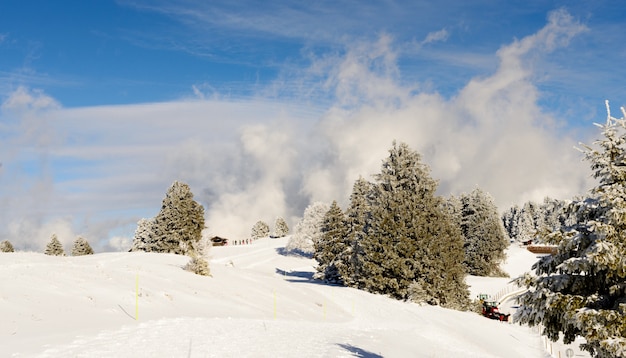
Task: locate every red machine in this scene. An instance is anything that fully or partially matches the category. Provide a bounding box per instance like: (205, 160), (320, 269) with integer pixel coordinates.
(481, 301), (510, 322)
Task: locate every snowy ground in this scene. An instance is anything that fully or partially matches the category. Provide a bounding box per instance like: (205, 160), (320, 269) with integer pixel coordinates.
(2, 238), (587, 357)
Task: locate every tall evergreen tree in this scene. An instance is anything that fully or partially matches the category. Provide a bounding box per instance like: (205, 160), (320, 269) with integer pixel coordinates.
(314, 201), (349, 283)
(44, 234), (65, 256)
(459, 188), (509, 277)
(343, 177), (376, 287)
(515, 103), (626, 358)
(355, 142), (469, 308)
(71, 236), (94, 256)
(130, 181), (205, 255)
(501, 204), (520, 241)
(518, 202), (537, 243)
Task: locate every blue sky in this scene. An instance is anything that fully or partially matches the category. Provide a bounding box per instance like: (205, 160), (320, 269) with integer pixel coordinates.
(1, 1), (625, 251)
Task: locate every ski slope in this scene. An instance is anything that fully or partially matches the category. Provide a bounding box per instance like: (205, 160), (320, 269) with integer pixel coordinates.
(2, 238), (561, 357)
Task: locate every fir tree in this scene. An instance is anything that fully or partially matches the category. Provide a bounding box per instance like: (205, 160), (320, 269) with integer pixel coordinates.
(313, 201), (349, 283)
(540, 197), (568, 234)
(515, 102), (626, 358)
(44, 234), (65, 256)
(71, 236), (94, 256)
(444, 194), (463, 229)
(459, 188), (509, 277)
(355, 141), (469, 308)
(0, 240), (15, 253)
(343, 177), (376, 287)
(130, 181), (205, 255)
(273, 217), (289, 238)
(130, 218), (154, 252)
(501, 205), (521, 241)
(251, 220), (270, 240)
(518, 203), (537, 243)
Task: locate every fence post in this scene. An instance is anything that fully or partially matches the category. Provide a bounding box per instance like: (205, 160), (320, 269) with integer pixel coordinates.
(273, 289), (277, 320)
(135, 272), (139, 321)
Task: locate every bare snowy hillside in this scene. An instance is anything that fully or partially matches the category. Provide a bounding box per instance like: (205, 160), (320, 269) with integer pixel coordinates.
(1, 238), (581, 357)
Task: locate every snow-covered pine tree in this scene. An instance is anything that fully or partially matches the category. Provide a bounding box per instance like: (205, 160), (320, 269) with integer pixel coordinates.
(425, 202), (471, 309)
(343, 177), (376, 287)
(517, 202), (537, 243)
(0, 240), (15, 252)
(129, 181), (205, 255)
(251, 220), (270, 240)
(502, 198), (571, 243)
(273, 217), (289, 238)
(44, 234), (65, 256)
(540, 197), (568, 234)
(501, 205), (521, 242)
(515, 102), (626, 358)
(444, 194), (463, 229)
(356, 141), (469, 308)
(130, 218), (154, 252)
(285, 201), (330, 256)
(313, 201), (349, 283)
(71, 236), (94, 256)
(460, 188), (509, 277)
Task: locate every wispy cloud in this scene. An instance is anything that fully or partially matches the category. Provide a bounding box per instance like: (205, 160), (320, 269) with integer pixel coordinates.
(422, 28), (449, 45)
(116, 0), (470, 64)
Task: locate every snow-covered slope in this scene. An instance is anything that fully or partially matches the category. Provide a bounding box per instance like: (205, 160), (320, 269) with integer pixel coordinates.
(3, 238), (550, 357)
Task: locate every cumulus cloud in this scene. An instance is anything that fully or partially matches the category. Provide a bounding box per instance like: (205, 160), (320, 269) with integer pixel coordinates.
(0, 10), (598, 249)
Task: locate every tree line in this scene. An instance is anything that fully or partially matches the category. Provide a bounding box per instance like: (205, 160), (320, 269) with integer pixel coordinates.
(1, 235), (94, 256)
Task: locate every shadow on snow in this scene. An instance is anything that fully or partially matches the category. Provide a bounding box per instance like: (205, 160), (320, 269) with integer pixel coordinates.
(337, 343), (383, 358)
(275, 247), (313, 259)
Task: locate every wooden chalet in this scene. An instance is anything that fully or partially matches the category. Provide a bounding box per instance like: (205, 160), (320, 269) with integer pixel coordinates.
(210, 236), (229, 246)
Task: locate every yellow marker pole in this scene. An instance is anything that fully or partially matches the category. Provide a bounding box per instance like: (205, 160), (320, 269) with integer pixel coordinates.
(135, 273), (139, 320)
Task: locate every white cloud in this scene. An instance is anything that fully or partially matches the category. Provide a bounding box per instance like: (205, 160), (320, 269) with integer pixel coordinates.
(107, 236), (133, 252)
(422, 28), (449, 45)
(1, 85), (61, 112)
(7, 217), (77, 252)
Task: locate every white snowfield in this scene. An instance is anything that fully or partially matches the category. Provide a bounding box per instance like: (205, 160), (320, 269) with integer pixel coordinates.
(1, 238), (569, 357)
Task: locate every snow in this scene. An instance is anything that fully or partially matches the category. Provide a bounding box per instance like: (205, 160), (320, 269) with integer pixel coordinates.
(1, 238), (580, 357)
